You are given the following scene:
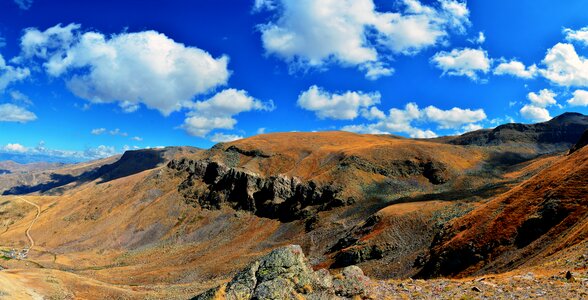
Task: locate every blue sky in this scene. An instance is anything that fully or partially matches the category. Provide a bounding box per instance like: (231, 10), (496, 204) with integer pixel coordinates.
(1, 0), (588, 162)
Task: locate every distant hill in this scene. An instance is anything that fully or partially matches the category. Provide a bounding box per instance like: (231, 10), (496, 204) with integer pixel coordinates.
(0, 152), (83, 164)
(439, 112), (588, 153)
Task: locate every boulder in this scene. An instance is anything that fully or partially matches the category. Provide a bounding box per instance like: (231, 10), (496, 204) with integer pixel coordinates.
(192, 245), (372, 300)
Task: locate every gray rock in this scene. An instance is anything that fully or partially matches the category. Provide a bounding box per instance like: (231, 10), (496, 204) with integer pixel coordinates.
(192, 245), (373, 300)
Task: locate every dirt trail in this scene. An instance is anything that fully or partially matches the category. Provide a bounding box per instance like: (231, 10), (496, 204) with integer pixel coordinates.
(16, 196), (41, 253)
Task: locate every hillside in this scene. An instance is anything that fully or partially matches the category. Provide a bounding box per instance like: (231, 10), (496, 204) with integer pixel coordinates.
(418, 130), (588, 278)
(0, 114), (586, 298)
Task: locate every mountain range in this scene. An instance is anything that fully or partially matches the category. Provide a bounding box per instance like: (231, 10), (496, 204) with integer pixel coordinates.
(0, 113), (586, 299)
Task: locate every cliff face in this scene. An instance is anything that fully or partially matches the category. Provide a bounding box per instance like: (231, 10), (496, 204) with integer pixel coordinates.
(168, 158), (350, 221)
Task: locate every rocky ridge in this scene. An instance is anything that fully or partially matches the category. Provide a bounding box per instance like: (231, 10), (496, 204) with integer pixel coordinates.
(168, 158), (350, 221)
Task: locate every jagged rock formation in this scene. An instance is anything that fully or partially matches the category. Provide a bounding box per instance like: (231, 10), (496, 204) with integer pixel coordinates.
(168, 159), (351, 221)
(193, 245), (371, 300)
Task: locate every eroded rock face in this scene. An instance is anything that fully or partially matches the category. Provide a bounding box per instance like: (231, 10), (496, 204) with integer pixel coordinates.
(168, 159), (351, 221)
(192, 245), (371, 300)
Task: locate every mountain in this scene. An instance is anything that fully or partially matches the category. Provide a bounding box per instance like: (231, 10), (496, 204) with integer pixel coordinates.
(0, 113), (586, 299)
(439, 112), (588, 152)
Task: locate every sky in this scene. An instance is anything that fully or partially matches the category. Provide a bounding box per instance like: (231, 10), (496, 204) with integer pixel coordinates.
(0, 0), (588, 162)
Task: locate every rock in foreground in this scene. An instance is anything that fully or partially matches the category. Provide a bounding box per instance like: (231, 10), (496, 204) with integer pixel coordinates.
(193, 245), (371, 300)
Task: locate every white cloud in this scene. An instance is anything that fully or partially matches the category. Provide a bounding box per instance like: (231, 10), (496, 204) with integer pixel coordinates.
(422, 105), (487, 129)
(2, 143), (27, 153)
(257, 127), (266, 134)
(297, 85), (381, 120)
(540, 43), (588, 87)
(9, 90), (33, 106)
(431, 48), (491, 80)
(360, 106), (386, 120)
(518, 89), (558, 122)
(131, 136), (143, 141)
(91, 128), (106, 135)
(567, 89), (588, 107)
(362, 62), (394, 80)
(493, 60), (538, 79)
(461, 123), (482, 132)
(564, 27), (588, 47)
(473, 31), (485, 44)
(20, 24), (231, 115)
(0, 54), (30, 92)
(341, 102), (486, 138)
(13, 0), (33, 10)
(520, 104), (551, 122)
(0, 103), (37, 122)
(182, 89), (274, 137)
(0, 141), (118, 161)
(257, 0), (470, 77)
(210, 133), (244, 143)
(109, 128), (128, 137)
(83, 145), (117, 159)
(527, 89), (557, 107)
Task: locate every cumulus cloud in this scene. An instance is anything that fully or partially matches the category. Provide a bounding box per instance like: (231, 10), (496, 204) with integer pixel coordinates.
(182, 89), (274, 137)
(431, 48), (491, 80)
(519, 89), (558, 122)
(493, 59), (538, 79)
(2, 143), (27, 153)
(540, 43), (588, 87)
(0, 103), (37, 122)
(297, 85), (381, 120)
(210, 133), (244, 143)
(567, 89), (588, 107)
(520, 105), (551, 122)
(527, 89), (557, 107)
(20, 24), (231, 115)
(0, 54), (30, 92)
(341, 102), (486, 138)
(256, 0), (470, 77)
(131, 136), (143, 141)
(422, 105), (487, 129)
(564, 27), (588, 47)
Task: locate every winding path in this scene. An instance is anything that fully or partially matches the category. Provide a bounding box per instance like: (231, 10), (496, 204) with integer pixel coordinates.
(16, 196), (41, 253)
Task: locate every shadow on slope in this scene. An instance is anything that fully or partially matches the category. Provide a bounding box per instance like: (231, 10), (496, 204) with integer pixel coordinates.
(2, 149), (166, 195)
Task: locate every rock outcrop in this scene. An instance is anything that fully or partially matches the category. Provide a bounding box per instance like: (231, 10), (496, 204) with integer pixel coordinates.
(192, 245), (372, 300)
(168, 159), (351, 221)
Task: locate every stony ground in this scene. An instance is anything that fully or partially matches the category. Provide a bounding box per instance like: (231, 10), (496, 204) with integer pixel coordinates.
(370, 271), (588, 299)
